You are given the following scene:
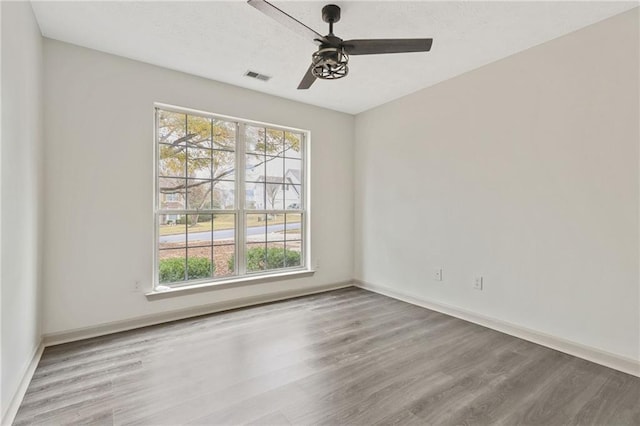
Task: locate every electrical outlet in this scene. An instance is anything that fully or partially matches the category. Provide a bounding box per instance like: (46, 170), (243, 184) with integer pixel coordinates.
(473, 277), (483, 291)
(133, 280), (141, 293)
(433, 268), (443, 281)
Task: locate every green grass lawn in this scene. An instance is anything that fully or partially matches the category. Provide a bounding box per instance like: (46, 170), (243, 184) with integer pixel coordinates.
(159, 213), (300, 236)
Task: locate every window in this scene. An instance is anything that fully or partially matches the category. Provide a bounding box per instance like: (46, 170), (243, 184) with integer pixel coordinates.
(155, 105), (308, 288)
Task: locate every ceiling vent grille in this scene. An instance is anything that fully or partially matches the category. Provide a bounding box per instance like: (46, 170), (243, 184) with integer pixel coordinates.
(244, 70), (271, 82)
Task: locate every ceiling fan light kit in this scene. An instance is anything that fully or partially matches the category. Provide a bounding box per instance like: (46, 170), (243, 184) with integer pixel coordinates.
(247, 0), (433, 89)
(311, 48), (349, 80)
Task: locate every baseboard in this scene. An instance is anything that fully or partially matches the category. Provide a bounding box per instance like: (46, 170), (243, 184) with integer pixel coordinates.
(1, 341), (44, 426)
(355, 280), (640, 377)
(43, 281), (354, 346)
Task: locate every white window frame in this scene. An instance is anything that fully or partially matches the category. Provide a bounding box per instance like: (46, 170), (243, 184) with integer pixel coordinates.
(153, 103), (311, 291)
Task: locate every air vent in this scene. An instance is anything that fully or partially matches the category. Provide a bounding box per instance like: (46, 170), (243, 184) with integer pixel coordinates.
(244, 70), (271, 82)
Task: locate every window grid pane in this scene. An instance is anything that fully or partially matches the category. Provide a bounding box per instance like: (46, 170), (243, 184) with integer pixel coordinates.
(213, 213), (235, 278)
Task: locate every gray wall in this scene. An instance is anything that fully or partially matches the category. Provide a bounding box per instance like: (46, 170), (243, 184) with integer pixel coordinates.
(354, 9), (639, 360)
(1, 1), (44, 420)
(42, 39), (355, 334)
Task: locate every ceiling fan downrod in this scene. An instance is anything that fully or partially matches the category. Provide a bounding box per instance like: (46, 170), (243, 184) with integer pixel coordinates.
(322, 4), (341, 35)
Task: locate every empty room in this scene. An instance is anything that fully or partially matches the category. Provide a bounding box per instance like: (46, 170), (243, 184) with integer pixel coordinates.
(1, 0), (639, 425)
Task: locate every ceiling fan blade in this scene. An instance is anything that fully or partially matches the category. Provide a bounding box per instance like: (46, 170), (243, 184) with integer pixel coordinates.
(297, 64), (317, 90)
(343, 39), (433, 55)
(247, 0), (326, 45)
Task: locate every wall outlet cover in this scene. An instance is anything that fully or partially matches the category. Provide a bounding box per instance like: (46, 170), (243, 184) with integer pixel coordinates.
(433, 268), (443, 281)
(474, 277), (483, 290)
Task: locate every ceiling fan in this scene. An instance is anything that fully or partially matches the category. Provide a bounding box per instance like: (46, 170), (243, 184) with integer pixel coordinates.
(247, 0), (433, 89)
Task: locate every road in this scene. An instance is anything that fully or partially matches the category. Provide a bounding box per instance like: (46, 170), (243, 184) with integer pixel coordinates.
(159, 222), (301, 243)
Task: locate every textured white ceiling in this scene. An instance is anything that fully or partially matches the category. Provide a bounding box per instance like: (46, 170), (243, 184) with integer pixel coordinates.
(31, 1), (638, 114)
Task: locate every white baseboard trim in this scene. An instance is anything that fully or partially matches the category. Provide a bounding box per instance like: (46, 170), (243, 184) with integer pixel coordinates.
(355, 280), (640, 377)
(1, 341), (44, 426)
(43, 281), (354, 347)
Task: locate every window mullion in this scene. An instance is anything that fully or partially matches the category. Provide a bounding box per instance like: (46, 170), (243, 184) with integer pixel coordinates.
(154, 108), (160, 287)
(183, 114), (189, 280)
(237, 122), (247, 276)
(302, 132), (308, 269)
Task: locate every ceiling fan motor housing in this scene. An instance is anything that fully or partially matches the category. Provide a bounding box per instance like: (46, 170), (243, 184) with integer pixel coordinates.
(313, 30), (349, 80)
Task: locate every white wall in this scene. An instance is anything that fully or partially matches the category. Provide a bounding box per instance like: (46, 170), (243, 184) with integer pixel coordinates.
(42, 39), (354, 335)
(1, 1), (43, 419)
(355, 9), (639, 361)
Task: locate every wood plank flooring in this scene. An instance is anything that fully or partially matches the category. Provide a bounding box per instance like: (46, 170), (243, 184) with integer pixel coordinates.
(13, 287), (640, 425)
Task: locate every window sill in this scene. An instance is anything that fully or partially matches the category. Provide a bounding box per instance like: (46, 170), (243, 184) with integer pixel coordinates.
(145, 269), (315, 300)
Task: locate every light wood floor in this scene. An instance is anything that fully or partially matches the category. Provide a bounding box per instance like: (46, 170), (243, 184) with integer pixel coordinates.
(14, 287), (640, 425)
